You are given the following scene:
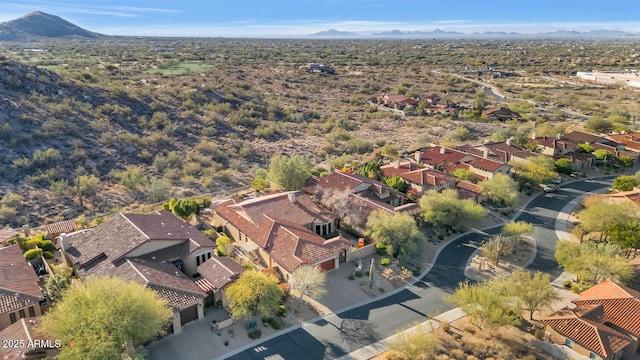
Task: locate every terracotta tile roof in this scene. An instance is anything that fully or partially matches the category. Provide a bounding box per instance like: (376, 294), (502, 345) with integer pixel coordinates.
(0, 228), (19, 244)
(382, 161), (455, 187)
(213, 195), (350, 273)
(563, 130), (602, 144)
(572, 279), (640, 337)
(418, 146), (469, 167)
(0, 245), (44, 314)
(196, 257), (245, 291)
(557, 151), (595, 162)
(0, 318), (57, 359)
(607, 133), (640, 151)
(457, 181), (483, 194)
(382, 94), (408, 103)
(542, 305), (631, 358)
(608, 188), (640, 205)
(466, 157), (506, 172)
(65, 211), (215, 267)
(535, 137), (577, 150)
(44, 219), (77, 237)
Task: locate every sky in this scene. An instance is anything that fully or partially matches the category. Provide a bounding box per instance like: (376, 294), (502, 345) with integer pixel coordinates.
(1, 0), (640, 37)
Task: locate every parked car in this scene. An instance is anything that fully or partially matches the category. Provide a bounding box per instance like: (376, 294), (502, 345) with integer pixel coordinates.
(543, 183), (559, 193)
(551, 177), (562, 184)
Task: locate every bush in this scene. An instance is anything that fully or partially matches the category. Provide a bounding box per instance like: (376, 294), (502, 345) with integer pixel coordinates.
(375, 242), (387, 255)
(247, 329), (262, 339)
(534, 329), (546, 340)
(355, 271), (364, 277)
(380, 258), (390, 266)
(269, 318), (281, 329)
(562, 280), (572, 288)
(42, 251), (54, 259)
(571, 285), (580, 293)
(277, 305), (286, 316)
(440, 320), (451, 333)
(348, 275), (355, 280)
(38, 240), (55, 252)
(412, 269), (421, 277)
(24, 248), (43, 260)
(262, 316), (271, 325)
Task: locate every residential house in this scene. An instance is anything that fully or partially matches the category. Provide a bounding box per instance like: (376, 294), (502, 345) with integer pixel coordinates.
(380, 160), (456, 194)
(562, 130), (607, 145)
(303, 171), (420, 223)
(416, 145), (511, 180)
(606, 187), (640, 207)
(195, 256), (245, 308)
(0, 245), (45, 331)
(0, 228), (20, 246)
(456, 181), (487, 203)
(531, 134), (595, 170)
(607, 133), (640, 153)
(0, 318), (59, 359)
(59, 211), (214, 333)
(463, 156), (511, 180)
(211, 191), (351, 279)
(44, 219), (77, 240)
(482, 106), (520, 121)
(414, 146), (474, 171)
(543, 279), (640, 359)
(378, 94), (419, 110)
(475, 139), (537, 164)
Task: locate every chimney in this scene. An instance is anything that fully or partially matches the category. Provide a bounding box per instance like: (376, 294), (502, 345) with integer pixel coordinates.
(506, 138), (512, 146)
(22, 224), (31, 238)
(531, 132), (537, 140)
(556, 133), (562, 140)
(58, 233), (70, 251)
(288, 191), (296, 203)
(440, 146), (446, 154)
(414, 150), (421, 162)
(394, 159), (401, 169)
(483, 149), (489, 158)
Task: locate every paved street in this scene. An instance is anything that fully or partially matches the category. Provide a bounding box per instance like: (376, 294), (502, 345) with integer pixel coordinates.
(219, 177), (615, 360)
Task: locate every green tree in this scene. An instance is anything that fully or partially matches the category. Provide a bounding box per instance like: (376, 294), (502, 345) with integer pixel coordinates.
(585, 116), (614, 133)
(472, 91), (487, 113)
(419, 189), (486, 231)
(383, 175), (410, 193)
(250, 168), (270, 191)
(555, 240), (633, 284)
(40, 277), (172, 360)
(215, 234), (232, 256)
(479, 173), (520, 206)
(355, 160), (384, 180)
(555, 158), (574, 175)
(113, 165), (149, 191)
(577, 143), (594, 153)
(164, 198), (201, 220)
(502, 220), (534, 241)
(50, 179), (71, 198)
(289, 265), (327, 300)
(365, 210), (424, 261)
(452, 168), (477, 183)
(226, 271), (283, 320)
(446, 280), (519, 329)
(147, 178), (172, 202)
(75, 172), (100, 207)
(617, 156), (635, 168)
(0, 193), (22, 208)
(607, 220), (640, 253)
(578, 201), (634, 237)
(44, 265), (73, 303)
(507, 270), (559, 320)
(266, 154), (311, 190)
(510, 155), (558, 186)
(386, 322), (436, 360)
(594, 149), (612, 163)
(613, 175), (638, 191)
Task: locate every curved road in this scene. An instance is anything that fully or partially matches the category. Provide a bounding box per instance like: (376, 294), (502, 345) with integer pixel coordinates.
(221, 178), (613, 360)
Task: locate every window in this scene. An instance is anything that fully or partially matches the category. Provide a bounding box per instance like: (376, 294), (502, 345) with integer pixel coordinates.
(589, 352), (600, 360)
(28, 306), (35, 317)
(207, 252), (211, 259)
(9, 312), (17, 324)
(196, 256), (201, 266)
(565, 338), (574, 348)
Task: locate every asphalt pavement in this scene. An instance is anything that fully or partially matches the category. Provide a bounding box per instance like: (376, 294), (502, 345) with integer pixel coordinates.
(218, 177), (614, 360)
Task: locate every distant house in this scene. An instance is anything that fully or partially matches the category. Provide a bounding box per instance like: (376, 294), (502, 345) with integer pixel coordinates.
(482, 106), (520, 121)
(416, 145), (510, 180)
(0, 318), (59, 359)
(607, 187), (640, 207)
(531, 133), (595, 170)
(543, 279), (640, 359)
(456, 180), (487, 203)
(380, 160), (456, 194)
(414, 146), (474, 171)
(211, 191), (350, 278)
(378, 94), (419, 110)
(0, 245), (45, 331)
(44, 219), (77, 240)
(306, 62), (335, 74)
(459, 140), (537, 164)
(607, 133), (640, 153)
(533, 135), (577, 156)
(59, 211), (215, 333)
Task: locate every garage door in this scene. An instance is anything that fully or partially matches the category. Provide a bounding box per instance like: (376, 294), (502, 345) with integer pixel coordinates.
(319, 258), (335, 271)
(180, 305), (198, 325)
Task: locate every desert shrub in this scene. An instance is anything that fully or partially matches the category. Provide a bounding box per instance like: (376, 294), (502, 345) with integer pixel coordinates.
(450, 348), (466, 360)
(42, 251), (54, 259)
(381, 258), (391, 266)
(376, 242), (387, 255)
(24, 248), (43, 260)
(269, 318), (281, 329)
(463, 324), (477, 334)
(277, 305), (286, 316)
(571, 285), (580, 293)
(202, 229), (216, 240)
(247, 329), (262, 339)
(348, 275), (355, 280)
(355, 271), (364, 277)
(534, 329), (546, 340)
(38, 240), (55, 252)
(440, 320), (451, 333)
(562, 280), (572, 288)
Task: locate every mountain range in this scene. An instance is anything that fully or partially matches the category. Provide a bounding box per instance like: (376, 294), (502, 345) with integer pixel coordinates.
(0, 11), (639, 41)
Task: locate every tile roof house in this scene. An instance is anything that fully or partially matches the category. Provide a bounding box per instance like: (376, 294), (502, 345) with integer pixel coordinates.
(563, 130), (606, 145)
(211, 191), (351, 278)
(380, 160), (456, 194)
(543, 279), (640, 359)
(606, 187), (640, 207)
(0, 245), (45, 331)
(378, 94), (419, 109)
(59, 211), (214, 333)
(456, 180), (487, 203)
(481, 106), (520, 121)
(195, 256), (245, 307)
(461, 140), (537, 164)
(0, 318), (60, 359)
(302, 171), (418, 223)
(531, 133), (596, 170)
(607, 133), (640, 152)
(414, 146), (474, 171)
